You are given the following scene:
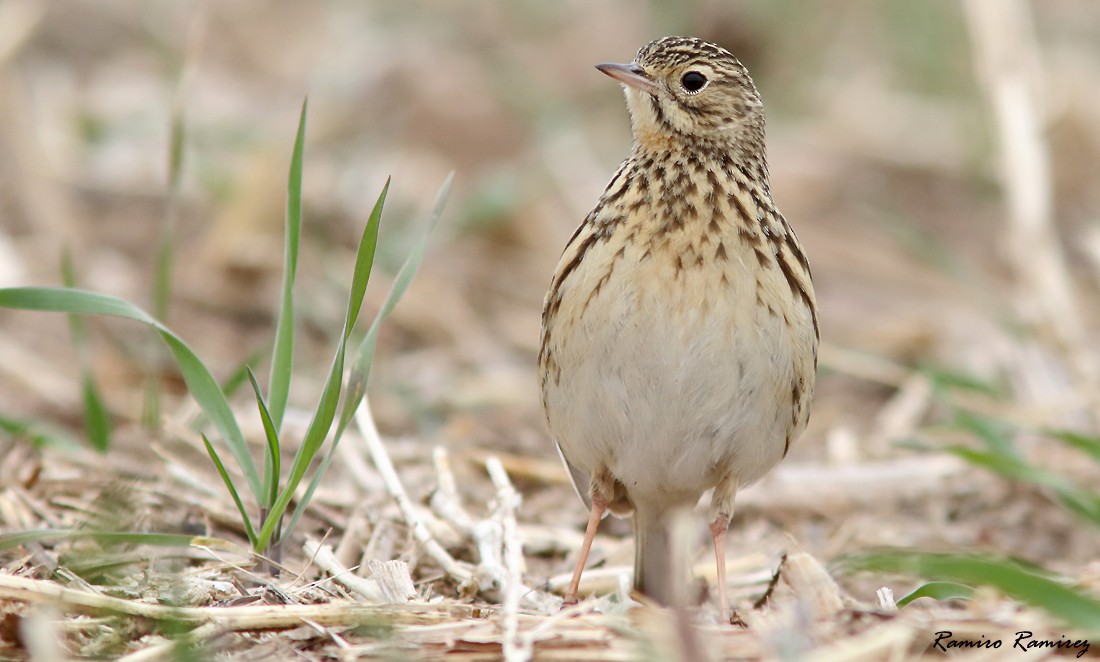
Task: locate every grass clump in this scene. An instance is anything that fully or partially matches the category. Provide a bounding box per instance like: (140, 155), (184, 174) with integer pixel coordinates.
(0, 99), (451, 565)
(842, 366), (1100, 634)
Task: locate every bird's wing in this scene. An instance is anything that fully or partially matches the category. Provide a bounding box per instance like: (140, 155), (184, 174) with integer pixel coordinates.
(555, 441), (592, 510)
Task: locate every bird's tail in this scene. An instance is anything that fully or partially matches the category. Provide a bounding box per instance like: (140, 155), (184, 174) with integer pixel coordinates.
(632, 507), (692, 606)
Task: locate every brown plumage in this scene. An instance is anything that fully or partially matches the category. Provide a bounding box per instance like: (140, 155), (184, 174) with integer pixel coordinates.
(538, 36), (818, 616)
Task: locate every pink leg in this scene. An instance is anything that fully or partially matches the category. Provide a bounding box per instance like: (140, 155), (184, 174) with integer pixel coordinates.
(563, 493), (607, 606)
(709, 514), (730, 619)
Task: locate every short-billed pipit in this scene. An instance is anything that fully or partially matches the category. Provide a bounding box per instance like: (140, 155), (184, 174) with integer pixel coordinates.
(538, 36), (818, 616)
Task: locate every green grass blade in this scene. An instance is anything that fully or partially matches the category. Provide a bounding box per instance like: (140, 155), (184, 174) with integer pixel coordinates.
(0, 529), (203, 550)
(941, 410), (1100, 528)
(153, 228), (176, 324)
(64, 554), (201, 578)
(254, 337), (343, 551)
(155, 53), (187, 324)
(253, 178), (389, 552)
(289, 174), (451, 550)
(145, 98), (188, 432)
(2, 288), (152, 317)
(140, 367), (162, 432)
(0, 413), (80, 449)
(284, 428), (340, 540)
(942, 445), (1037, 484)
(202, 433), (257, 546)
(896, 581), (976, 607)
(0, 287), (261, 500)
(339, 172), (452, 436)
(260, 371), (348, 551)
(246, 367), (281, 513)
(61, 250), (112, 452)
(168, 97), (186, 197)
(1053, 491), (1100, 528)
(1047, 429), (1100, 465)
(160, 334), (260, 495)
(345, 177), (389, 336)
(952, 410), (1015, 456)
(79, 375), (112, 453)
(222, 347), (268, 398)
(187, 345), (267, 432)
(944, 444), (1100, 528)
(268, 98), (308, 434)
(920, 364), (1003, 397)
(843, 550), (1100, 633)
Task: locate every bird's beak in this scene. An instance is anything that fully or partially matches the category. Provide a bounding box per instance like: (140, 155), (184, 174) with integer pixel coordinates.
(596, 62), (659, 95)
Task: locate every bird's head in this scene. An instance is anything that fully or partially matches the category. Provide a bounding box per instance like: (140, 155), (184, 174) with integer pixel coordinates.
(597, 36), (765, 155)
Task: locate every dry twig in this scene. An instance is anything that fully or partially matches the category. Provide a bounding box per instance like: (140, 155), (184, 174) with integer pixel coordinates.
(352, 399), (476, 589)
(486, 456), (533, 661)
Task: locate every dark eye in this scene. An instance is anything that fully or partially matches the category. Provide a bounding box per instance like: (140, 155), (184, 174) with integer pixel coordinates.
(681, 71), (708, 93)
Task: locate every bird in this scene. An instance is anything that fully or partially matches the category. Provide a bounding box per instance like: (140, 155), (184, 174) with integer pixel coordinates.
(538, 36), (818, 617)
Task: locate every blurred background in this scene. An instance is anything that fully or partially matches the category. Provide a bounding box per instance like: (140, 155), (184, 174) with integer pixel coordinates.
(1, 0), (1099, 592)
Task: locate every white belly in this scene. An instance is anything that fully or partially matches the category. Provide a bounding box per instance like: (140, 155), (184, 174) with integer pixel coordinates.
(542, 237), (812, 508)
